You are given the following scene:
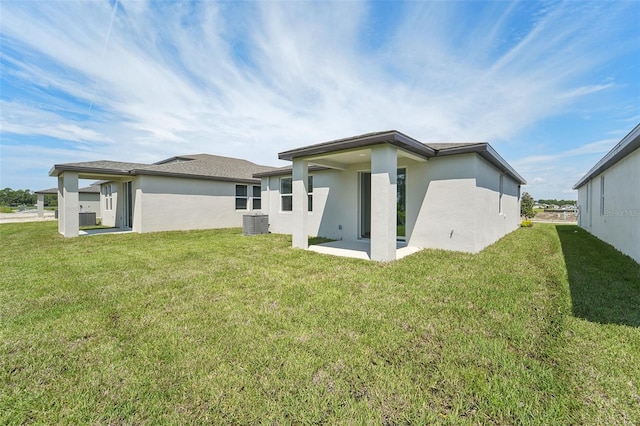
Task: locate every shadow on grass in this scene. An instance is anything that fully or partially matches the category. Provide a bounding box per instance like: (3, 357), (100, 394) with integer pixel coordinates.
(556, 225), (640, 327)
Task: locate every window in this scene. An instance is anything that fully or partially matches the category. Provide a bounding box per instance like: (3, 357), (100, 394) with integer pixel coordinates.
(235, 185), (248, 210)
(280, 178), (292, 211)
(586, 181), (590, 213)
(499, 174), (504, 214)
(103, 184), (113, 211)
(252, 185), (261, 210)
(280, 176), (313, 212)
(307, 176), (313, 212)
(600, 176), (605, 216)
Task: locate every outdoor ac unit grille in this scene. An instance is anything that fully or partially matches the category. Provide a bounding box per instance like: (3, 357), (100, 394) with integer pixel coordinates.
(243, 214), (268, 235)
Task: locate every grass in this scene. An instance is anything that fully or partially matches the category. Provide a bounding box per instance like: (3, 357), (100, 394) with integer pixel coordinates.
(1, 222), (638, 424)
(0, 206), (15, 213)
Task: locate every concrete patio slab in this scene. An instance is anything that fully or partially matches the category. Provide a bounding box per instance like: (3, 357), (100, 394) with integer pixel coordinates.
(308, 240), (422, 261)
(79, 228), (133, 236)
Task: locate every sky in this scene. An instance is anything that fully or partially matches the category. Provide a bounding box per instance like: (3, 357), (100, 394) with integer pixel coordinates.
(1, 0), (638, 200)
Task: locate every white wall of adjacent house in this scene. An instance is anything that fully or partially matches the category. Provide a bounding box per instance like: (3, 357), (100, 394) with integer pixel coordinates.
(263, 151), (521, 254)
(134, 175), (263, 233)
(78, 193), (100, 216)
(577, 148), (640, 264)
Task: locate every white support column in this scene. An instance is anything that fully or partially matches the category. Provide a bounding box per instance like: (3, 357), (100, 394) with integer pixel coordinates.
(371, 145), (397, 261)
(58, 176), (65, 235)
(61, 172), (79, 237)
(292, 159), (309, 249)
(37, 194), (44, 218)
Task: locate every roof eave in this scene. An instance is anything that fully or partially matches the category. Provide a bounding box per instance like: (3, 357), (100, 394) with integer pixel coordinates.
(480, 145), (527, 185)
(133, 169), (260, 184)
(278, 131), (436, 161)
(49, 165), (133, 177)
(253, 165), (331, 178)
(573, 124), (640, 189)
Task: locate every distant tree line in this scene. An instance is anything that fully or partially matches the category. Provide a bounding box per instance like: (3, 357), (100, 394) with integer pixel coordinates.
(0, 188), (57, 207)
(535, 199), (576, 206)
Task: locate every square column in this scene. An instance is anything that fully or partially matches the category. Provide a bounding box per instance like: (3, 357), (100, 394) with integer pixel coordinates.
(292, 159), (309, 249)
(371, 145), (397, 261)
(37, 194), (44, 218)
(57, 176), (65, 235)
(58, 172), (79, 237)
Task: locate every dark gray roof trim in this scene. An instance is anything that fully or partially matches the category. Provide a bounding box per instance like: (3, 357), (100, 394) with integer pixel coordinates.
(275, 131), (526, 184)
(49, 160), (150, 177)
(573, 123), (640, 189)
(253, 165), (331, 178)
(279, 130), (436, 161)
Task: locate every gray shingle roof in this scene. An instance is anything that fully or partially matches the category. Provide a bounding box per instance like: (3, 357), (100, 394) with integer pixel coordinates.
(35, 184), (101, 194)
(50, 154), (277, 183)
(424, 142), (487, 151)
(138, 154), (277, 181)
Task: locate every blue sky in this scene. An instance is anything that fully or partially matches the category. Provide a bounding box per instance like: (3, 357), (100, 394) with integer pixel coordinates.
(1, 0), (638, 199)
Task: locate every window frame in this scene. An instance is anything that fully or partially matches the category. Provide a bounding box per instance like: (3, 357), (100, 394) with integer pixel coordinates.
(499, 174), (504, 214)
(280, 176), (313, 212)
(307, 176), (313, 212)
(103, 184), (113, 211)
(252, 185), (262, 211)
(235, 184), (248, 210)
(280, 177), (292, 212)
(600, 175), (605, 216)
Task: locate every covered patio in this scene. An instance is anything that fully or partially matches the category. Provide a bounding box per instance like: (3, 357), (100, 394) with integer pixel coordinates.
(49, 160), (144, 237)
(279, 131), (433, 261)
(309, 240), (422, 261)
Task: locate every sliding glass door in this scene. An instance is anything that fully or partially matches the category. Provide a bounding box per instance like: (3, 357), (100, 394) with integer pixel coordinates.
(359, 168), (406, 240)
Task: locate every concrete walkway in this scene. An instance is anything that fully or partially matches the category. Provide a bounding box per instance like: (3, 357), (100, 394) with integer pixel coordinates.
(0, 210), (56, 224)
(309, 240), (422, 261)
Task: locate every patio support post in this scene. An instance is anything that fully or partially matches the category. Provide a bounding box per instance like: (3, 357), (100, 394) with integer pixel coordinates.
(371, 145), (397, 261)
(58, 172), (79, 237)
(292, 159), (309, 249)
(37, 194), (44, 218)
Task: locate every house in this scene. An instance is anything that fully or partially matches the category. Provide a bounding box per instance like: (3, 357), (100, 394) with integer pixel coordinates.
(573, 123), (640, 264)
(35, 185), (101, 219)
(254, 130), (526, 261)
(49, 154), (276, 237)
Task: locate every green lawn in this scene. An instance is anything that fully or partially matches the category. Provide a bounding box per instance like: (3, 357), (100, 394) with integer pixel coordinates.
(1, 222), (638, 424)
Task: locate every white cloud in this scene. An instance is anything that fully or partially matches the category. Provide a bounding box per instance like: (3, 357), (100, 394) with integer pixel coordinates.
(0, 0), (638, 194)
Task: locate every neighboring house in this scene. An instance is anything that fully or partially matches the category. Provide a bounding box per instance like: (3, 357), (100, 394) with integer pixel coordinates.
(254, 130), (526, 261)
(49, 154), (276, 237)
(573, 123), (640, 264)
(35, 185), (100, 218)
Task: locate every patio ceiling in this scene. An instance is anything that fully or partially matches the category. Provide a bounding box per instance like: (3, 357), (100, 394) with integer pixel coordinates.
(303, 146), (427, 170)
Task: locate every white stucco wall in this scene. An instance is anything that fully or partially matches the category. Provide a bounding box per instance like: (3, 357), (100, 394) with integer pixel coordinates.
(577, 148), (640, 264)
(473, 155), (521, 251)
(407, 154), (519, 253)
(264, 169), (356, 241)
(264, 151), (521, 254)
(135, 175), (262, 233)
(79, 193), (100, 215)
